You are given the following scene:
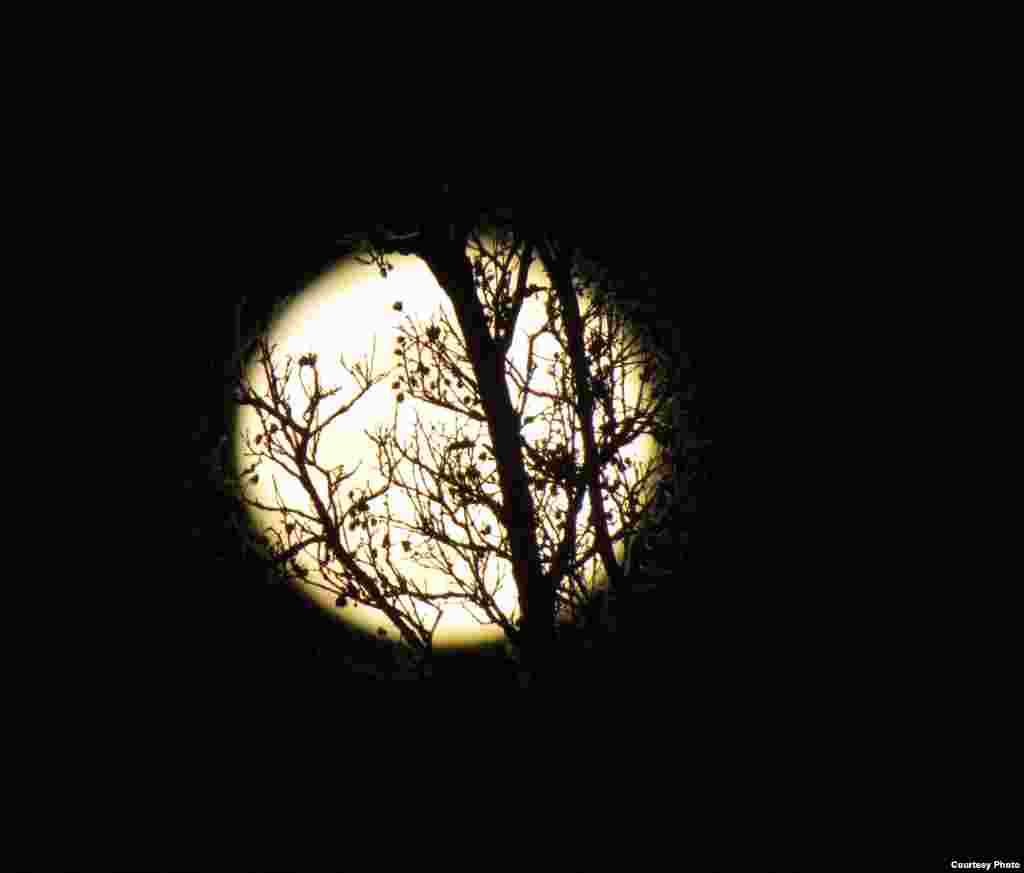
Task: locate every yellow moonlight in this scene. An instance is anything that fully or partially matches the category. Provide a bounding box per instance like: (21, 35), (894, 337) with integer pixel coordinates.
(234, 242), (659, 649)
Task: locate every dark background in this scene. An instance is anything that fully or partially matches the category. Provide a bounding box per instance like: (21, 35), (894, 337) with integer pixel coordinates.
(52, 177), (1011, 848)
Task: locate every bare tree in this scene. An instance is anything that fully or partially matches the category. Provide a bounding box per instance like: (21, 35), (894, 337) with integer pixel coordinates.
(205, 202), (685, 682)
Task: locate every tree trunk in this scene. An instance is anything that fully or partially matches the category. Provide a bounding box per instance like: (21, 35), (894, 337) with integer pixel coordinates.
(415, 234), (555, 670)
(539, 238), (625, 596)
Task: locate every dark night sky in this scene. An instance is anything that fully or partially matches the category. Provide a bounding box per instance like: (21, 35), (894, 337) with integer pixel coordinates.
(99, 178), (996, 818)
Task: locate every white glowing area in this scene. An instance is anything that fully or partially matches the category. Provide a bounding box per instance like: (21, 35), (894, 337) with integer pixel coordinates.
(234, 245), (658, 648)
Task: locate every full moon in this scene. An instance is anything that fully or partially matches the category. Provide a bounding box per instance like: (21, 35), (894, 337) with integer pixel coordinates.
(234, 241), (660, 649)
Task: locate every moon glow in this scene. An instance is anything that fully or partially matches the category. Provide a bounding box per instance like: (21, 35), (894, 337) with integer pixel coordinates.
(234, 243), (659, 649)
